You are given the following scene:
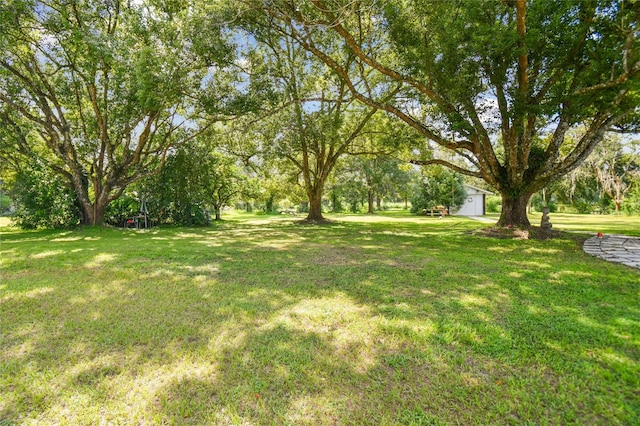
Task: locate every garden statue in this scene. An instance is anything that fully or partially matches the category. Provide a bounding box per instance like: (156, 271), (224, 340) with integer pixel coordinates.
(540, 207), (552, 230)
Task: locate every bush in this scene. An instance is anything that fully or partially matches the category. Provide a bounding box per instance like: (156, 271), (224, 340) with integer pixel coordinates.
(531, 192), (557, 212)
(556, 203), (577, 213)
(330, 190), (344, 213)
(410, 167), (466, 214)
(598, 197), (614, 215)
(485, 195), (502, 213)
(573, 198), (597, 214)
(104, 194), (141, 227)
(137, 147), (211, 226)
(264, 196), (278, 214)
(0, 192), (13, 215)
(622, 186), (640, 215)
(10, 161), (80, 229)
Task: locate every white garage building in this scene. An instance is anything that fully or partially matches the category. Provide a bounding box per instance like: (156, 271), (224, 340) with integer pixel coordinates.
(456, 185), (493, 216)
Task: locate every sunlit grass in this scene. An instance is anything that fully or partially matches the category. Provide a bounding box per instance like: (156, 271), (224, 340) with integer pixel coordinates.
(1, 213), (639, 425)
(486, 211), (640, 236)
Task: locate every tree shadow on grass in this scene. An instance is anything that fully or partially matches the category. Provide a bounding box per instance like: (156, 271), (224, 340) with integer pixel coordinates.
(152, 251), (639, 424)
(152, 314), (495, 425)
(1, 222), (639, 424)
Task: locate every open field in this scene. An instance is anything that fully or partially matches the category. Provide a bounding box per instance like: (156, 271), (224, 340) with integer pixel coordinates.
(1, 213), (639, 425)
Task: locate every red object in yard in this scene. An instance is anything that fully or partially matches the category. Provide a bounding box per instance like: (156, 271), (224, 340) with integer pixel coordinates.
(597, 232), (604, 238)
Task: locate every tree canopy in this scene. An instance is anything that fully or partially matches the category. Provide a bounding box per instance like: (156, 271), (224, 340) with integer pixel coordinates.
(254, 0), (639, 226)
(0, 0), (243, 224)
(1, 0), (638, 228)
(410, 166), (467, 215)
(235, 12), (393, 222)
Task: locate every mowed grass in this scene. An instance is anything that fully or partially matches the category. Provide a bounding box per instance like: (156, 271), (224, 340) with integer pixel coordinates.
(1, 212), (639, 425)
(487, 211), (640, 237)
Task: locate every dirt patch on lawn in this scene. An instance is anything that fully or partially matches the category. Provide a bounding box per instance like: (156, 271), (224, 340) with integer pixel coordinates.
(470, 226), (586, 242)
(295, 218), (334, 225)
(306, 245), (366, 266)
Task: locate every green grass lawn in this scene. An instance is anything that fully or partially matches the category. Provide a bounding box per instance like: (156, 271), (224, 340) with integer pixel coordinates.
(486, 211), (640, 237)
(1, 213), (639, 425)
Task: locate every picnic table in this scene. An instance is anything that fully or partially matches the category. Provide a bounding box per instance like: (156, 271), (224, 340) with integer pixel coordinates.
(421, 206), (448, 217)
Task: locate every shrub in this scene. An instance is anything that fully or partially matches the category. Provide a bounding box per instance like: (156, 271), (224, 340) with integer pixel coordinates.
(10, 161), (80, 229)
(485, 195), (502, 213)
(0, 192), (12, 215)
(622, 186), (640, 215)
(531, 193), (557, 212)
(104, 194), (141, 227)
(410, 167), (466, 214)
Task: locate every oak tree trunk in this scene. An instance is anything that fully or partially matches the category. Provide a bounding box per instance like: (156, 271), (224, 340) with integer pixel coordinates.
(77, 200), (106, 226)
(497, 193), (532, 228)
(306, 188), (324, 222)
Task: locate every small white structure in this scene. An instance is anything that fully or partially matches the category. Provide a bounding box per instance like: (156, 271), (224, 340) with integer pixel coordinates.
(456, 185), (493, 216)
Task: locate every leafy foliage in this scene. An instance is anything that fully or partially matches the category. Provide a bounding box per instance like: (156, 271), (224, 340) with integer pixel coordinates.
(410, 167), (467, 214)
(531, 192), (558, 213)
(256, 0), (640, 226)
(623, 184), (640, 215)
(9, 161), (80, 229)
(0, 0), (251, 225)
(104, 194), (143, 227)
(485, 195), (503, 214)
(588, 137), (640, 212)
(235, 13), (396, 222)
(554, 136), (640, 214)
(2, 1), (638, 228)
(0, 192), (11, 215)
(139, 142), (253, 225)
(332, 155), (416, 213)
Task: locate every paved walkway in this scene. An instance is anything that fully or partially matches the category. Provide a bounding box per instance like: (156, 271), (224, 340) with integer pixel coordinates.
(583, 234), (640, 270)
(467, 216), (497, 223)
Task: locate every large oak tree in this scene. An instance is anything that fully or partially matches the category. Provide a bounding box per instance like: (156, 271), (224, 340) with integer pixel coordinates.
(0, 0), (237, 225)
(238, 15), (389, 222)
(587, 136), (640, 212)
(252, 0), (639, 227)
